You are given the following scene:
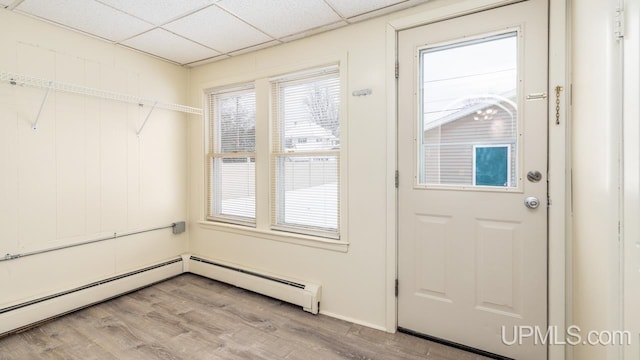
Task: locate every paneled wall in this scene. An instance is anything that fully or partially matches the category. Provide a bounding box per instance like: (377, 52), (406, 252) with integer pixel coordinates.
(0, 9), (188, 308)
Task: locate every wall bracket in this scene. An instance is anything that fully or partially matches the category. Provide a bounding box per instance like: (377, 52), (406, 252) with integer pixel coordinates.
(32, 81), (52, 130)
(136, 101), (158, 137)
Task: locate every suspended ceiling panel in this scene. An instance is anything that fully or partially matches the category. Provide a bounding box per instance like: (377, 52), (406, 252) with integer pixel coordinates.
(163, 5), (272, 54)
(216, 0), (342, 39)
(3, 0), (431, 66)
(16, 0), (154, 42)
(96, 0), (215, 26)
(121, 28), (221, 65)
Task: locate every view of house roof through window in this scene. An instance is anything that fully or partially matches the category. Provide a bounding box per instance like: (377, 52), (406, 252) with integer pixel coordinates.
(419, 31), (519, 187)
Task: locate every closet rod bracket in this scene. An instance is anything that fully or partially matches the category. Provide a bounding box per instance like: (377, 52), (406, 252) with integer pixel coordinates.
(136, 101), (158, 137)
(32, 81), (52, 130)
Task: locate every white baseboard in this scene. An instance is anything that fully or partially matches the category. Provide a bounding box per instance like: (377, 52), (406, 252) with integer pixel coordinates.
(318, 310), (391, 333)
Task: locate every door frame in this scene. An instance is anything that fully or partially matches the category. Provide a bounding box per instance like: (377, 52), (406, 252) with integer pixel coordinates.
(384, 1), (571, 359)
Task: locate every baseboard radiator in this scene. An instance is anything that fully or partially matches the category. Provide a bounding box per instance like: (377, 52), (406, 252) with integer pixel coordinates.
(0, 257), (183, 337)
(188, 255), (321, 314)
(0, 255), (321, 337)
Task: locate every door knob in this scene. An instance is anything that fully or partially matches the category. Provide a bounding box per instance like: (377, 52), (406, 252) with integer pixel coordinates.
(524, 196), (540, 209)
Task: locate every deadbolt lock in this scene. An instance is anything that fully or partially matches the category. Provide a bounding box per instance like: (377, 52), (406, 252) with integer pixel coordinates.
(527, 170), (542, 183)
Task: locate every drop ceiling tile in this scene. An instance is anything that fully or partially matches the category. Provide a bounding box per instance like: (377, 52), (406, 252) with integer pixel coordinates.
(217, 0), (342, 39)
(16, 0), (155, 42)
(325, 0), (405, 18)
(164, 5), (272, 54)
(96, 0), (214, 26)
(121, 28), (220, 65)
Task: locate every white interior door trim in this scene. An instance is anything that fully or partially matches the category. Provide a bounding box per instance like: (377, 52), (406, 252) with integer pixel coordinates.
(547, 1), (571, 359)
(384, 2), (571, 360)
(623, 1), (640, 359)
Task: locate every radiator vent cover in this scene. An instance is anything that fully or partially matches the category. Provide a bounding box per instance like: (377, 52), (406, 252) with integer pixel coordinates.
(189, 256), (321, 314)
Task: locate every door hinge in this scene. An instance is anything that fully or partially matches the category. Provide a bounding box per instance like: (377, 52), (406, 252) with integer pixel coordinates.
(617, 221), (622, 243)
(615, 8), (625, 39)
(395, 170), (399, 188)
(395, 61), (399, 79)
(395, 279), (399, 297)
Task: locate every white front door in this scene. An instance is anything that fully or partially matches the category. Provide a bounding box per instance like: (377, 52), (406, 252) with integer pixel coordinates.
(397, 1), (549, 359)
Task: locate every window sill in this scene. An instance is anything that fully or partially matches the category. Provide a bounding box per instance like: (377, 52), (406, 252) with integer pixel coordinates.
(197, 221), (349, 253)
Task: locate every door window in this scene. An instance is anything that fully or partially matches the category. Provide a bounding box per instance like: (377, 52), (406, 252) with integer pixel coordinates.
(418, 31), (519, 188)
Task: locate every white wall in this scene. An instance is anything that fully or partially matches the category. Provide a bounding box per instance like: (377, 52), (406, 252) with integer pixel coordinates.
(0, 9), (188, 309)
(186, 0), (569, 333)
(572, 0), (624, 359)
(187, 11), (396, 329)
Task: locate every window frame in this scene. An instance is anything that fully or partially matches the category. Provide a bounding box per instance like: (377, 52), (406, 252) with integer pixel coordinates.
(201, 59), (348, 251)
(270, 65), (342, 240)
(414, 29), (523, 193)
(206, 83), (257, 227)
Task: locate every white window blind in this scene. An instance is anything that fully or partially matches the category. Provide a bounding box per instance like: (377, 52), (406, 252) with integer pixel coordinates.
(271, 66), (341, 239)
(207, 85), (256, 225)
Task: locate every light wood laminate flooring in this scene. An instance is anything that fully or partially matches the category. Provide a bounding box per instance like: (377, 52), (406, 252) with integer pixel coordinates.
(0, 274), (494, 360)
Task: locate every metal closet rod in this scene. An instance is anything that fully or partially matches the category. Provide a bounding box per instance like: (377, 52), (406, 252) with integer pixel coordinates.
(0, 69), (202, 115)
(1, 222), (182, 262)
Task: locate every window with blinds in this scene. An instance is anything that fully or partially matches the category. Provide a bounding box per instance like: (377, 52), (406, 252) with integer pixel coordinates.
(207, 84), (256, 225)
(271, 66), (341, 239)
